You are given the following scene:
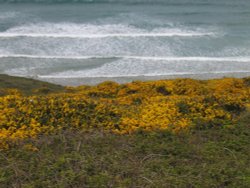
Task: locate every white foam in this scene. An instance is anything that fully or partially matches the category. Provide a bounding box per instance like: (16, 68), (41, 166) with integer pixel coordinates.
(0, 54), (98, 59)
(5, 23), (140, 34)
(0, 22), (216, 38)
(0, 32), (215, 38)
(124, 56), (250, 62)
(1, 54), (250, 62)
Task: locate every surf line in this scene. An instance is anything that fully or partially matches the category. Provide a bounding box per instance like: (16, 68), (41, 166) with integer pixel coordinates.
(1, 54), (250, 62)
(0, 32), (215, 38)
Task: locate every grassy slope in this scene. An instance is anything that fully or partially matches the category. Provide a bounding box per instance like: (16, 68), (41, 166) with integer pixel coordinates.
(0, 113), (249, 188)
(0, 75), (249, 187)
(0, 74), (64, 95)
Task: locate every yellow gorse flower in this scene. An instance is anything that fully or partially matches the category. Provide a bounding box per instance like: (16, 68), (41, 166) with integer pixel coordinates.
(0, 77), (250, 149)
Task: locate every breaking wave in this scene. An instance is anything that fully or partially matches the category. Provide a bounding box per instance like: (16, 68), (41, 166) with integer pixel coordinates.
(0, 23), (216, 39)
(0, 32), (214, 38)
(1, 55), (250, 62)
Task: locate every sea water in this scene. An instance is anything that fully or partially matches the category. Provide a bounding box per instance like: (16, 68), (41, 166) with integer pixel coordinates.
(0, 0), (250, 85)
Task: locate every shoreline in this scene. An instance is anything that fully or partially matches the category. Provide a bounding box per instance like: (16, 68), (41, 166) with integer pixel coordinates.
(2, 72), (250, 87)
(1, 72), (250, 94)
(33, 71), (250, 86)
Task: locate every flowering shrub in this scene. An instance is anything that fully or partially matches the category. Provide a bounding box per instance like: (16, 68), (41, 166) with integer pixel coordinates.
(1, 78), (250, 149)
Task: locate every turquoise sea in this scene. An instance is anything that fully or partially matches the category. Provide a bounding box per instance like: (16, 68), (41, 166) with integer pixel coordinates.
(0, 0), (250, 85)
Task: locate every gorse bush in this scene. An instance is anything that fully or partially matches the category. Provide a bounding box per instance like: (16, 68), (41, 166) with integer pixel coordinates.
(1, 77), (250, 149)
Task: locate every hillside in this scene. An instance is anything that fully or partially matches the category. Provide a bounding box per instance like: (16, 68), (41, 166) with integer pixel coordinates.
(0, 75), (250, 187)
(0, 74), (64, 95)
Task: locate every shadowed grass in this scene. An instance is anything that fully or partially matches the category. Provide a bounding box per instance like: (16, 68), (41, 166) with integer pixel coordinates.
(0, 74), (64, 95)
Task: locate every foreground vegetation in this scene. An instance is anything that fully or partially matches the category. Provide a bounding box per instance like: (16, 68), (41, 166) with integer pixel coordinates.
(0, 113), (249, 187)
(0, 75), (250, 187)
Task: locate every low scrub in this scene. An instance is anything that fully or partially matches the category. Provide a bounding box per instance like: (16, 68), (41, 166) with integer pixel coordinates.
(1, 77), (250, 149)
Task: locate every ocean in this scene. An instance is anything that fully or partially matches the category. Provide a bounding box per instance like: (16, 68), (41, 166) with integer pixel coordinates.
(0, 0), (250, 85)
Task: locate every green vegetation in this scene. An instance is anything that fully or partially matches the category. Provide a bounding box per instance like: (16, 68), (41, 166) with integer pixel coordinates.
(0, 112), (249, 188)
(0, 74), (64, 95)
(0, 74), (249, 187)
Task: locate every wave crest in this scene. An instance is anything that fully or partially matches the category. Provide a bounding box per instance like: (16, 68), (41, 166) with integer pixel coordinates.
(0, 22), (217, 39)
